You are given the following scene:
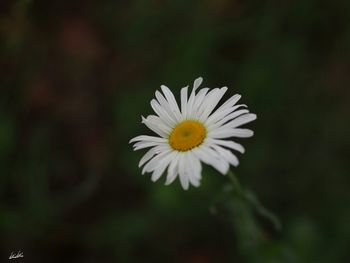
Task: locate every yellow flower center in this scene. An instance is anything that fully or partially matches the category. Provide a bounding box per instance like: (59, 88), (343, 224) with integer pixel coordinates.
(169, 120), (206, 151)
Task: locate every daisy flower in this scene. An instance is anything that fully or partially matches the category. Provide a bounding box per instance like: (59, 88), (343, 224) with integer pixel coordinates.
(130, 77), (256, 190)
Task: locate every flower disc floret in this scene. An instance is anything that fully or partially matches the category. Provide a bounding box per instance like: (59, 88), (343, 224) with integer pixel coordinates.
(169, 120), (206, 151)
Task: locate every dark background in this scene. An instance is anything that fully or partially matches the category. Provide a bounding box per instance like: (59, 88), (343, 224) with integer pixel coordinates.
(1, 0), (349, 262)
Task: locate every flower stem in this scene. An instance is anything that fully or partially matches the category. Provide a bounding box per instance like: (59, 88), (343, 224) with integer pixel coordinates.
(227, 169), (244, 197)
(226, 169), (282, 231)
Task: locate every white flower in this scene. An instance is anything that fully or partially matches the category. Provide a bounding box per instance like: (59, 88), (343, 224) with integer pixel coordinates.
(130, 77), (256, 190)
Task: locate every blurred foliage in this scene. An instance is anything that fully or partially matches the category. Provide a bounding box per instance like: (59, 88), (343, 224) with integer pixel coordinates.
(0, 0), (350, 262)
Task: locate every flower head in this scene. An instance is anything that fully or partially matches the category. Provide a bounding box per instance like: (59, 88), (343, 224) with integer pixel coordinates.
(130, 77), (256, 190)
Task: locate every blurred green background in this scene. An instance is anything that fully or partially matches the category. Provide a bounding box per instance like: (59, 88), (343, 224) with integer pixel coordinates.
(1, 0), (350, 262)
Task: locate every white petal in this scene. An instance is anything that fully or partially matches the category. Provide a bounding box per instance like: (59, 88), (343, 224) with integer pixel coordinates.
(188, 77), (203, 107)
(231, 128), (254, 137)
(186, 96), (195, 121)
(160, 85), (182, 121)
(138, 145), (169, 167)
(151, 99), (176, 127)
(186, 152), (201, 187)
(193, 77), (203, 91)
(151, 167), (163, 182)
(207, 93), (241, 123)
(193, 146), (229, 175)
(188, 151), (202, 178)
(129, 135), (166, 144)
(142, 116), (171, 137)
(165, 153), (179, 185)
(207, 109), (249, 130)
(223, 113), (257, 129)
(186, 77), (203, 118)
(199, 87), (228, 122)
(142, 150), (172, 174)
(180, 86), (189, 120)
(188, 173), (200, 187)
(205, 104), (247, 127)
(209, 128), (254, 139)
(178, 154), (189, 190)
(217, 94), (241, 111)
(133, 141), (166, 151)
(155, 91), (179, 123)
(196, 88), (218, 116)
(151, 152), (175, 182)
(212, 144), (239, 167)
(206, 138), (245, 153)
(139, 148), (157, 167)
(191, 88), (209, 117)
(211, 113), (256, 136)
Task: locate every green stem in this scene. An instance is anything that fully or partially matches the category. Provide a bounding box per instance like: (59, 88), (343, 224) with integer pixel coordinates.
(226, 169), (282, 231)
(227, 169), (244, 197)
